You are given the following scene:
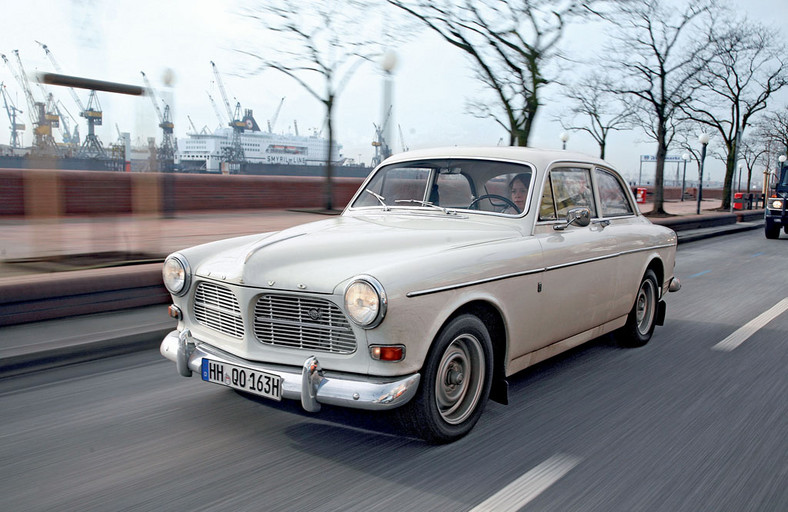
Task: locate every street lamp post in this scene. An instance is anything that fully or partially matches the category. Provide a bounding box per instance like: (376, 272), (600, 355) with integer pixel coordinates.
(560, 131), (569, 150)
(681, 153), (690, 201)
(697, 133), (710, 215)
(380, 50), (397, 162)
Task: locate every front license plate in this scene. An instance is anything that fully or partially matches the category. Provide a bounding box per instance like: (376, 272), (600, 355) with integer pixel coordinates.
(202, 359), (282, 401)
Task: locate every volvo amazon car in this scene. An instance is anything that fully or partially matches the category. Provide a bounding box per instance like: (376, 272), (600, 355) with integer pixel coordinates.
(160, 146), (681, 443)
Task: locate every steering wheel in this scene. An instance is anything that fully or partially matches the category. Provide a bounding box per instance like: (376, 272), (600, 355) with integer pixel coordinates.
(468, 194), (521, 214)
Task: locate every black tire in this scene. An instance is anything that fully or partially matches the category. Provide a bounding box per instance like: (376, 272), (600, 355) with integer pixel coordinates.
(615, 269), (659, 348)
(765, 221), (780, 239)
(397, 314), (493, 444)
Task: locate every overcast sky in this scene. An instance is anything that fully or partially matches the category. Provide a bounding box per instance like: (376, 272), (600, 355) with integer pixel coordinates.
(1, 0), (786, 185)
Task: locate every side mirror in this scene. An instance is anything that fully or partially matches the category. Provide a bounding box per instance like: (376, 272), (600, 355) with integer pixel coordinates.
(553, 207), (591, 230)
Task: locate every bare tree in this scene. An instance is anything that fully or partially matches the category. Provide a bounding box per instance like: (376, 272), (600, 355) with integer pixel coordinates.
(387, 0), (600, 146)
(240, 0), (380, 211)
(556, 74), (634, 159)
(679, 20), (787, 209)
(604, 0), (719, 215)
(760, 106), (788, 157)
(739, 136), (769, 192)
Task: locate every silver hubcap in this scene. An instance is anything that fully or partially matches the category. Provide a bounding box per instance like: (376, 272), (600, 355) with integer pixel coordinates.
(435, 333), (485, 425)
(636, 279), (656, 335)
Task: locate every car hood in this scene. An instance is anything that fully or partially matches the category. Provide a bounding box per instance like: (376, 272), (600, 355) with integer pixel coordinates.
(193, 213), (520, 293)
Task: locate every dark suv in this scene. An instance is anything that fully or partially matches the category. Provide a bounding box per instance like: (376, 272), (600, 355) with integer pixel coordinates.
(765, 162), (788, 239)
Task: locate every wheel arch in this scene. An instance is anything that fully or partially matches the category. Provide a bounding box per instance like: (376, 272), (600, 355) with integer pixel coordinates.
(436, 299), (509, 405)
(645, 256), (665, 297)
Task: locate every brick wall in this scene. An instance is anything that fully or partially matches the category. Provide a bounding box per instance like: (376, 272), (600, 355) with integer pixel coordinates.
(0, 169), (364, 217)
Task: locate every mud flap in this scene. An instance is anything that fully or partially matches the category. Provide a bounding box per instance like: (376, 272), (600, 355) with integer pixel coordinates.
(655, 300), (667, 326)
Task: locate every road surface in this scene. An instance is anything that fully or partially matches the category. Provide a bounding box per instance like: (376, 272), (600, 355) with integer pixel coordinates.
(1, 230), (786, 511)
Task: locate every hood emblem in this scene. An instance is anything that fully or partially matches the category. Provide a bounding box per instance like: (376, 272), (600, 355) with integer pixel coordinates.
(308, 308), (322, 321)
(268, 280), (275, 286)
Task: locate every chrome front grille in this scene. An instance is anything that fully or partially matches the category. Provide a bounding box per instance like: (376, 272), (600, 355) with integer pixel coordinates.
(193, 282), (244, 338)
(253, 294), (357, 354)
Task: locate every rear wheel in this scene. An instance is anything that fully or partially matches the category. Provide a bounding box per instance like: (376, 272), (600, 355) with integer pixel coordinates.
(615, 270), (659, 348)
(397, 314), (493, 444)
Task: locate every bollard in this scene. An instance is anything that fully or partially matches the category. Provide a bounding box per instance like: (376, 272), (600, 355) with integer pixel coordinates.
(733, 192), (741, 210)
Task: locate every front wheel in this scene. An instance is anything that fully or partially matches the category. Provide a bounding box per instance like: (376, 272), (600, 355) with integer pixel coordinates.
(397, 314), (493, 444)
(765, 221), (780, 239)
(615, 270), (659, 348)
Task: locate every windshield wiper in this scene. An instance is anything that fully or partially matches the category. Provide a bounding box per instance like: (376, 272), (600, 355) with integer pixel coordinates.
(394, 199), (456, 215)
(365, 189), (389, 211)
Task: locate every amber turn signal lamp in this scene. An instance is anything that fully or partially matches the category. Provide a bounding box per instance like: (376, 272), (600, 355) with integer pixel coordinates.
(370, 345), (405, 362)
(168, 304), (182, 320)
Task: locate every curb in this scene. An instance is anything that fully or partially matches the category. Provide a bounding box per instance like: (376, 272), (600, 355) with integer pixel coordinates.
(0, 263), (169, 327)
(675, 221), (764, 243)
(0, 324), (173, 378)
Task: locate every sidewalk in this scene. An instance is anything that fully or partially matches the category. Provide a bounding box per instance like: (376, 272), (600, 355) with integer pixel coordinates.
(0, 209), (332, 278)
(0, 198), (759, 278)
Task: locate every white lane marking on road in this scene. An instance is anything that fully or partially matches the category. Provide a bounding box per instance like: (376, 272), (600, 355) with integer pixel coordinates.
(713, 298), (788, 352)
(470, 454), (582, 512)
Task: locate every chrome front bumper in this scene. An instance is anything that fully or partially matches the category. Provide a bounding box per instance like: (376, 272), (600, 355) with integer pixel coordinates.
(160, 330), (420, 412)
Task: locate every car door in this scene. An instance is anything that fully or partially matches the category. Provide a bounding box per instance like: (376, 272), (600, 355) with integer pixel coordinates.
(532, 166), (621, 345)
(592, 166), (649, 318)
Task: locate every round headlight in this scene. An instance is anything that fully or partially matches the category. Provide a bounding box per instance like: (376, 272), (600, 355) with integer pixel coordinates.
(344, 277), (387, 328)
(162, 254), (191, 296)
(771, 200), (783, 209)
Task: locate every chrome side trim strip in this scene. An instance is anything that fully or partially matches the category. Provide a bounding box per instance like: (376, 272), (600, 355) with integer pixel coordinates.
(406, 268), (545, 298)
(406, 243), (676, 298)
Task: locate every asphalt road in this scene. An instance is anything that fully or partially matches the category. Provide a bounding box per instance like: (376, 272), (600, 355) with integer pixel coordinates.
(1, 230), (786, 512)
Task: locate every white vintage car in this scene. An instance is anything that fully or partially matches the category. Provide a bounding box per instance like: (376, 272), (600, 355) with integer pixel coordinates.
(160, 147), (680, 443)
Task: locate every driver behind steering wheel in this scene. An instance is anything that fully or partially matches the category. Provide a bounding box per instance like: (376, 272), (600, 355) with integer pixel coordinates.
(503, 173), (530, 214)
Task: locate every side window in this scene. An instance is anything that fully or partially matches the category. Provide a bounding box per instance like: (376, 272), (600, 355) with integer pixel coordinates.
(596, 169), (634, 217)
(546, 167), (597, 219)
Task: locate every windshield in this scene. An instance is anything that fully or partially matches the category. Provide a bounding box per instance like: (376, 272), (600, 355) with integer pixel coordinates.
(350, 159), (533, 216)
(778, 164), (788, 192)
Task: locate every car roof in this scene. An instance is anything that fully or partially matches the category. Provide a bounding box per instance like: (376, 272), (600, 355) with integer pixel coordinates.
(381, 146), (613, 171)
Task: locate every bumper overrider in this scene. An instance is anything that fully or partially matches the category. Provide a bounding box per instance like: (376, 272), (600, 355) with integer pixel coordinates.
(160, 329), (421, 412)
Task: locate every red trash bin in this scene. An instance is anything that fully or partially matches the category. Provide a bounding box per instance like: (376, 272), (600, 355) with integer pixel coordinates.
(733, 192), (743, 210)
(636, 188), (647, 204)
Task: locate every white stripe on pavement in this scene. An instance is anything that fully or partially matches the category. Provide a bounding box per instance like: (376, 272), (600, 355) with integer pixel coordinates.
(470, 454), (582, 512)
(713, 298), (788, 352)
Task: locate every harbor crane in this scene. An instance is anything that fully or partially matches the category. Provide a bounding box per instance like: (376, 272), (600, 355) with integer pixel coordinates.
(206, 91), (225, 129)
(140, 71), (175, 172)
(398, 124), (408, 152)
(2, 51), (60, 155)
(1, 82), (25, 149)
(210, 61), (244, 166)
(371, 106), (393, 167)
(51, 98), (78, 147)
(37, 42), (105, 158)
(187, 115), (198, 134)
(267, 97), (285, 133)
